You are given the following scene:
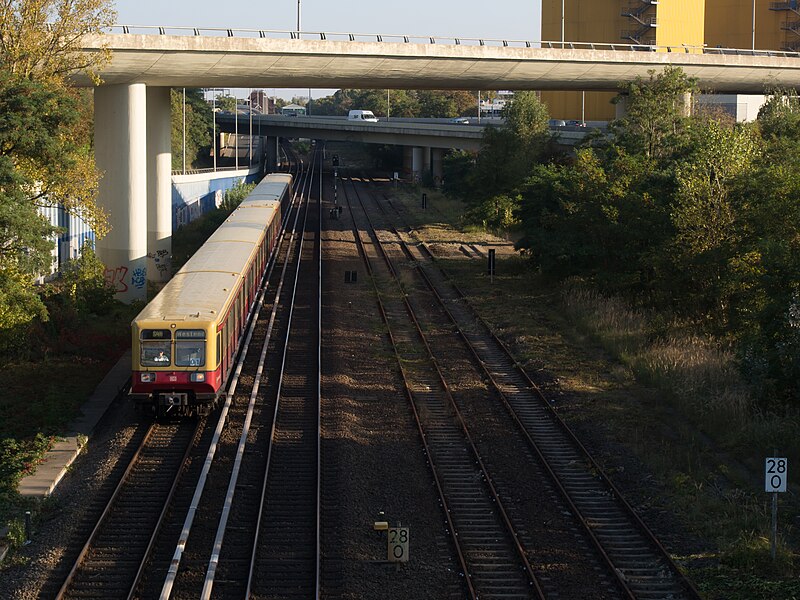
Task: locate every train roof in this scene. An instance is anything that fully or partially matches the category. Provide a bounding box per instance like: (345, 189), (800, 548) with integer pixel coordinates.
(203, 205), (278, 246)
(134, 271), (242, 324)
(132, 172), (291, 327)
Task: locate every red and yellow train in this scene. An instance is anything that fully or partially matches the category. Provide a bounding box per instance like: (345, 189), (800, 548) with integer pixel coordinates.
(130, 173), (293, 416)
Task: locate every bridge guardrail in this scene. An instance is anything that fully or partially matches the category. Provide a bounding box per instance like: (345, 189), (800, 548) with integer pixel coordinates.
(101, 25), (800, 58)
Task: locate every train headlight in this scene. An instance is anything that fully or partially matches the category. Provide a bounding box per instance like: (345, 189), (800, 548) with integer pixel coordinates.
(140, 372), (155, 383)
(190, 373), (205, 382)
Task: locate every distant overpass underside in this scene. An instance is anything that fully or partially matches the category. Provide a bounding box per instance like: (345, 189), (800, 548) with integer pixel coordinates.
(76, 34), (800, 93)
(217, 115), (484, 151)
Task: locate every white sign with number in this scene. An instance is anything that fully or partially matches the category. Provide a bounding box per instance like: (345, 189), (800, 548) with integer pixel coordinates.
(387, 527), (409, 563)
(765, 457), (788, 492)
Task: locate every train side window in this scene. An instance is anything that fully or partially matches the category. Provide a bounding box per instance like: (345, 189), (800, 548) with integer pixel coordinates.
(216, 332), (221, 368)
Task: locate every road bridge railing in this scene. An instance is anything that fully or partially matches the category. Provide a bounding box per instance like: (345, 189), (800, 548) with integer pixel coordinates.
(98, 24), (800, 58)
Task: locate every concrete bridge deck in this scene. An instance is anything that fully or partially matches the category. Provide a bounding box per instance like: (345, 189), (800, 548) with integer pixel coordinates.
(76, 31), (800, 93)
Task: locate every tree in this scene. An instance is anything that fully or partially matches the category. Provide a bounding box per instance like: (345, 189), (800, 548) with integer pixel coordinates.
(612, 66), (698, 160)
(172, 89), (213, 171)
(668, 117), (761, 327)
(214, 93), (237, 112)
(464, 91), (552, 225)
(0, 0), (114, 344)
(0, 0), (115, 83)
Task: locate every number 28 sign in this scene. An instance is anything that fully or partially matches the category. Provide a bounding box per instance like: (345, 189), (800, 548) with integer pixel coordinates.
(765, 458), (788, 493)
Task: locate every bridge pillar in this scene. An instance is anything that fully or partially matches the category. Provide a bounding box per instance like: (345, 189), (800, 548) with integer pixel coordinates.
(423, 146), (432, 177)
(146, 87), (172, 285)
(94, 83), (148, 303)
(411, 146), (424, 182)
(402, 146), (413, 180)
(431, 148), (444, 187)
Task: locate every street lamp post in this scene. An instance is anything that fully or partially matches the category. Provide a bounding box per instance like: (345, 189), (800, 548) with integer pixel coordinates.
(249, 89), (253, 167)
(234, 95), (239, 171)
(297, 0), (301, 35)
(752, 0), (756, 50)
(182, 87), (186, 175)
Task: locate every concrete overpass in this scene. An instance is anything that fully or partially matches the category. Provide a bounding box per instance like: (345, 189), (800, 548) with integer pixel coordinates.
(78, 29), (800, 92)
(217, 115), (486, 151)
(84, 27), (800, 301)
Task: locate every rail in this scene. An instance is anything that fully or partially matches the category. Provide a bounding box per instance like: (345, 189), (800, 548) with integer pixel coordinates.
(100, 24), (800, 58)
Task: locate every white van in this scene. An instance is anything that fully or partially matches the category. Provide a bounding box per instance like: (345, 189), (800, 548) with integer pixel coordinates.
(348, 109), (378, 122)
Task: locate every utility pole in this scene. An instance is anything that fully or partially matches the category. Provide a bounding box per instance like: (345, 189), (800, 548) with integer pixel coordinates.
(297, 0), (301, 36)
(212, 89), (217, 172)
(182, 87), (186, 175)
(752, 0), (756, 50)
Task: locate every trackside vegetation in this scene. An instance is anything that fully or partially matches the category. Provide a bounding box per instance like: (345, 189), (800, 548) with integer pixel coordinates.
(437, 67), (800, 598)
(0, 0), (122, 530)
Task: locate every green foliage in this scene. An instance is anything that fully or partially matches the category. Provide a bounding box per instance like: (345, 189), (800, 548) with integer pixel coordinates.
(0, 433), (52, 521)
(0, 0), (115, 84)
(171, 88), (214, 171)
(214, 93), (237, 112)
(611, 66), (698, 159)
(441, 150), (475, 199)
(477, 69), (800, 405)
(306, 88), (481, 118)
(220, 181), (256, 212)
(450, 91), (556, 236)
(57, 241), (117, 315)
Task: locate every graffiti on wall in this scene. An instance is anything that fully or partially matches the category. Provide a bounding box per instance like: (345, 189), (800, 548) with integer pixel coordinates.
(148, 248), (171, 278)
(104, 265), (147, 293)
(104, 265), (128, 293)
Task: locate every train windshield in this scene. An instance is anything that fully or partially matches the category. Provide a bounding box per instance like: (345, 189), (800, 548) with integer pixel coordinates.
(141, 329), (172, 366)
(175, 329), (206, 367)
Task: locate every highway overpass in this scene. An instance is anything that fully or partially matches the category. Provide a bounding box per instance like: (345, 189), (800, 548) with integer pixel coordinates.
(77, 28), (800, 92)
(217, 115), (487, 151)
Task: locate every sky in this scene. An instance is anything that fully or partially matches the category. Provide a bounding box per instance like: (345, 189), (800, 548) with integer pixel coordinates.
(113, 0), (543, 100)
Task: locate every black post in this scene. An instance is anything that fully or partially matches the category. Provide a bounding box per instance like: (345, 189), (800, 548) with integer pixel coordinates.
(422, 193), (427, 209)
(488, 249), (496, 283)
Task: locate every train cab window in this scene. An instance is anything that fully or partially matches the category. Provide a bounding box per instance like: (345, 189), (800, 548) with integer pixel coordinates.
(175, 329), (206, 367)
(141, 329), (171, 366)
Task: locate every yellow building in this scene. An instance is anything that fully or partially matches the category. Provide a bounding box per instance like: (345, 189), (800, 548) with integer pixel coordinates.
(705, 0), (791, 51)
(540, 0), (706, 121)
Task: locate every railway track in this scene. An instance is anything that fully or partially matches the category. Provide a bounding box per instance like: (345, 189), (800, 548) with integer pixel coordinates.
(355, 176), (702, 600)
(245, 150), (321, 598)
(129, 152), (321, 599)
(341, 177), (544, 599)
(55, 419), (200, 600)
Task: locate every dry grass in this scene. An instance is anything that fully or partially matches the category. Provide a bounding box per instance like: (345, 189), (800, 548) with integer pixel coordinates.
(560, 283), (800, 465)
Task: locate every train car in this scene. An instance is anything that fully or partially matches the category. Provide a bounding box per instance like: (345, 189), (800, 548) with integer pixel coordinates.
(130, 173), (293, 416)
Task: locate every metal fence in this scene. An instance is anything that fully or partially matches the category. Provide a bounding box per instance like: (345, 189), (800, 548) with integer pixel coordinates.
(103, 25), (800, 58)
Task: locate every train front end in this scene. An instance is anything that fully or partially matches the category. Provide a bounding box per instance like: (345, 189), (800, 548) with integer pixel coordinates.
(130, 318), (220, 417)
